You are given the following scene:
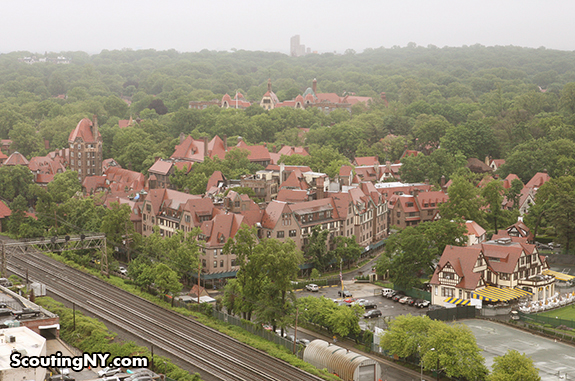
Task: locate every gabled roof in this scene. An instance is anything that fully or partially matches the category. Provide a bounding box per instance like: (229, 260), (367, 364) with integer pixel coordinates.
(5, 152), (29, 166)
(277, 189), (309, 203)
(502, 174), (522, 189)
(143, 188), (201, 215)
(235, 140), (271, 162)
(353, 156), (379, 166)
(82, 176), (107, 194)
(182, 197), (217, 227)
(277, 146), (309, 157)
(525, 172), (551, 190)
(465, 220), (486, 237)
(206, 171), (226, 192)
(281, 170), (308, 190)
(431, 245), (483, 289)
(0, 200), (11, 219)
(339, 165), (353, 177)
(201, 213), (244, 248)
(481, 241), (523, 274)
(28, 155), (65, 175)
(417, 191), (448, 209)
(148, 160), (173, 176)
(68, 118), (100, 143)
(105, 166), (146, 193)
(330, 192), (352, 219)
(261, 201), (291, 229)
(289, 198), (339, 218)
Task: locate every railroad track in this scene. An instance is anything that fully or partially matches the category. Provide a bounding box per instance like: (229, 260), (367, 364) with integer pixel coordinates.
(8, 250), (323, 381)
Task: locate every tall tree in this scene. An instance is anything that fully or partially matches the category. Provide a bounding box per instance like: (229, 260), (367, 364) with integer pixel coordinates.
(440, 171), (485, 225)
(489, 350), (541, 381)
(481, 179), (505, 232)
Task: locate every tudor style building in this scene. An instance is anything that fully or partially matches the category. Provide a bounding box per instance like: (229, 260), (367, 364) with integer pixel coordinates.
(431, 237), (554, 306)
(68, 116), (103, 181)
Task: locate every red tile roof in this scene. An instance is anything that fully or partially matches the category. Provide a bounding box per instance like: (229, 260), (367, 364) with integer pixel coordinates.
(0, 200), (11, 218)
(353, 157), (379, 166)
(277, 189), (309, 203)
(525, 172), (551, 190)
(261, 201), (291, 229)
(5, 152), (29, 166)
(465, 220), (486, 238)
(148, 160), (173, 176)
(68, 118), (100, 143)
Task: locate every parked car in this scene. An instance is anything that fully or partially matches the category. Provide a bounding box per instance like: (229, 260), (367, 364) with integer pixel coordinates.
(296, 338), (310, 346)
(98, 367), (121, 378)
(392, 292), (406, 302)
(118, 266), (128, 276)
(338, 290), (352, 298)
(407, 298), (417, 306)
(359, 300), (377, 309)
(381, 288), (394, 297)
(386, 290), (399, 299)
(363, 309), (383, 319)
(305, 283), (319, 292)
(414, 299), (430, 308)
(398, 296), (412, 304)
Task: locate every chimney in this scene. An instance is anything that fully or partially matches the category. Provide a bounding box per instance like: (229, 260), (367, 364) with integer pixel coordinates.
(267, 78), (272, 92)
(179, 132), (185, 144)
(223, 134), (228, 152)
(154, 156), (160, 163)
(374, 162), (379, 180)
(485, 155), (490, 166)
(92, 115), (99, 140)
(317, 176), (325, 199)
(280, 162), (285, 184)
(440, 175), (446, 188)
(312, 78), (317, 94)
(204, 137), (209, 158)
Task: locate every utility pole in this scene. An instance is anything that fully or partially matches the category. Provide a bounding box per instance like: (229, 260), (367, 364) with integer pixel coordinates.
(293, 307), (299, 354)
(1, 240), (5, 278)
(198, 260), (201, 305)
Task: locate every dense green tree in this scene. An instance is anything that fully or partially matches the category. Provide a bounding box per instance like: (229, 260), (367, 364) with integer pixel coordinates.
(376, 219), (466, 288)
(153, 263), (183, 306)
(47, 171), (82, 204)
(481, 179), (505, 232)
(400, 148), (467, 184)
(0, 165), (36, 203)
(9, 122), (44, 157)
(440, 171), (485, 225)
(7, 195), (28, 236)
(381, 315), (488, 380)
(489, 349), (541, 381)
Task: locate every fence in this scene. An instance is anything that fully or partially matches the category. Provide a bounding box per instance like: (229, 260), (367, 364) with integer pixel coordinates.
(394, 286), (431, 302)
(520, 311), (575, 329)
(211, 309), (306, 358)
(427, 305), (477, 321)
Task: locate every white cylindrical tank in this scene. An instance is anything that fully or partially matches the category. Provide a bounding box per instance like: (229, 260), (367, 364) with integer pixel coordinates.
(303, 339), (381, 381)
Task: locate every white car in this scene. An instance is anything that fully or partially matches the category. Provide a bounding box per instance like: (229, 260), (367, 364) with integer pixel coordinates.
(98, 367), (121, 378)
(118, 267), (128, 276)
(305, 283), (319, 292)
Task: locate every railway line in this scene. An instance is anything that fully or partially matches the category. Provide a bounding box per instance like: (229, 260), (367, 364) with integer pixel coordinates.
(7, 250), (323, 381)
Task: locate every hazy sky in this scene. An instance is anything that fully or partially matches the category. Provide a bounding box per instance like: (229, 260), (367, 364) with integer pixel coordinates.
(2, 0), (575, 55)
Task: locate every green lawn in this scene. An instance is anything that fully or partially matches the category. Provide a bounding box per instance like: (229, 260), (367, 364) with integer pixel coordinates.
(538, 304), (575, 320)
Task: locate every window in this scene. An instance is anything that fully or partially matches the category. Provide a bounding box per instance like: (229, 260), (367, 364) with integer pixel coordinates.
(266, 231), (271, 238)
(220, 260), (224, 268)
(277, 231), (285, 238)
(289, 230), (297, 237)
(202, 259), (206, 268)
(441, 287), (455, 297)
(213, 261), (217, 268)
(442, 272), (454, 280)
(231, 259), (236, 267)
(214, 250), (217, 257)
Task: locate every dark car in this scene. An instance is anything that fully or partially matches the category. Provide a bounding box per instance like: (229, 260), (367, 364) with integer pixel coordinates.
(363, 309), (383, 319)
(386, 290), (398, 299)
(407, 298), (417, 306)
(338, 290), (353, 298)
(360, 301), (378, 310)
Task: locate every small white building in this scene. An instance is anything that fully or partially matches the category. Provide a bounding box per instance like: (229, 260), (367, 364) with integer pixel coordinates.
(0, 326), (47, 381)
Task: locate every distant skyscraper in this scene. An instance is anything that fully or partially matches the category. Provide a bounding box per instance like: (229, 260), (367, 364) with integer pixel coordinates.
(290, 35), (307, 57)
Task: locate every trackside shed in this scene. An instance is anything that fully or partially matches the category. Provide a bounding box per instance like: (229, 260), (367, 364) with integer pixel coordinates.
(303, 339), (381, 381)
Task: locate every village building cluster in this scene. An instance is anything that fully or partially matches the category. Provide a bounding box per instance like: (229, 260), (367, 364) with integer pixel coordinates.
(0, 106), (561, 306)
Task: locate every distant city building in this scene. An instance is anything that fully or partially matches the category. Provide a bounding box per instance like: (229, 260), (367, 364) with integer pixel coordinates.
(290, 35), (307, 57)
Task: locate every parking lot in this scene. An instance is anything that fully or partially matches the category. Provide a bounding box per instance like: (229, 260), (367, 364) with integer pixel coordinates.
(296, 280), (427, 330)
